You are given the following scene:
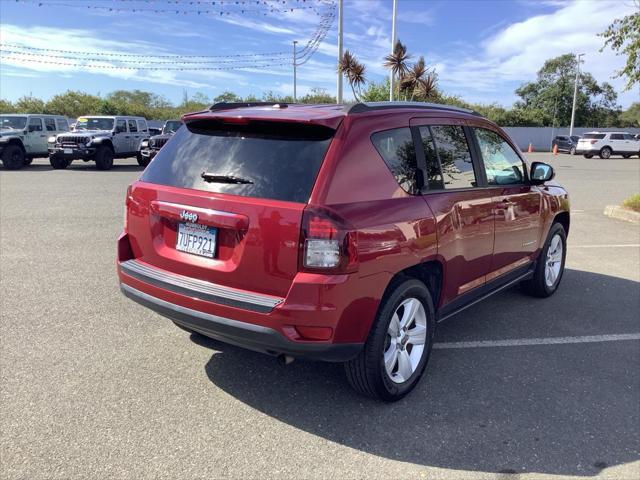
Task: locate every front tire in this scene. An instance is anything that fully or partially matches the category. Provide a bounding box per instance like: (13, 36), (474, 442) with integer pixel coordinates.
(137, 152), (150, 167)
(1, 144), (26, 170)
(622, 154), (631, 159)
(49, 155), (70, 169)
(345, 278), (435, 402)
(522, 223), (567, 298)
(599, 147), (612, 159)
(583, 154), (593, 159)
(95, 146), (114, 170)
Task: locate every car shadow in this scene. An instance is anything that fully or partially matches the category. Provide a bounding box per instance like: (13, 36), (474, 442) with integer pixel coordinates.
(191, 269), (639, 476)
(1, 162), (145, 172)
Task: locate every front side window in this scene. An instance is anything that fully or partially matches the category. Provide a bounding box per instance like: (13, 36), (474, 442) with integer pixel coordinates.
(128, 120), (138, 133)
(115, 120), (127, 133)
(430, 125), (477, 189)
(371, 128), (419, 194)
(28, 117), (43, 132)
(474, 128), (525, 186)
(44, 118), (56, 131)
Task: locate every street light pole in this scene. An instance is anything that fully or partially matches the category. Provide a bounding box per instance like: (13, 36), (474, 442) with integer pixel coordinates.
(336, 0), (343, 103)
(293, 40), (298, 102)
(389, 0), (397, 101)
(569, 53), (585, 137)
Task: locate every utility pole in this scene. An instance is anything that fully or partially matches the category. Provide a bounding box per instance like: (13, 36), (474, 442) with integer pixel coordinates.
(389, 0), (397, 101)
(336, 0), (343, 103)
(293, 40), (298, 102)
(569, 53), (585, 137)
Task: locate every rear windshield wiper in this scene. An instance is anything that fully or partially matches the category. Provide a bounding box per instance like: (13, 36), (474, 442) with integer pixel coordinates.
(201, 172), (254, 184)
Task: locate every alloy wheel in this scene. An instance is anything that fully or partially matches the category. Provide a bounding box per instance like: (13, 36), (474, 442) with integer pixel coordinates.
(545, 234), (563, 287)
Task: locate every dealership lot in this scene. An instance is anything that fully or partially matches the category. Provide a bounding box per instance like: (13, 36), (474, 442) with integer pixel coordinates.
(1, 152), (638, 479)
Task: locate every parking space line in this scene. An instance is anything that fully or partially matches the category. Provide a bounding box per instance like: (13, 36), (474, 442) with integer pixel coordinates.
(570, 244), (640, 248)
(433, 333), (640, 349)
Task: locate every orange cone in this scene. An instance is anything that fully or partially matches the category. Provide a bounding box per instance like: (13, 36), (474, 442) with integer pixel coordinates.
(527, 143), (533, 153)
(552, 144), (558, 155)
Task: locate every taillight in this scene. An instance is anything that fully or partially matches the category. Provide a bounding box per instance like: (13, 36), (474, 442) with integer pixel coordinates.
(300, 207), (358, 273)
(590, 139), (597, 144)
(124, 184), (132, 230)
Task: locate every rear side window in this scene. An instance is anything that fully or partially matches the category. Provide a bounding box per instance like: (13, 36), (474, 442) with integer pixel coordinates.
(610, 133), (623, 140)
(128, 120), (138, 133)
(583, 133), (606, 139)
(474, 128), (525, 185)
(140, 120), (333, 203)
(430, 125), (477, 189)
(56, 119), (69, 131)
(371, 128), (419, 194)
(137, 120), (147, 132)
(44, 118), (56, 131)
(417, 127), (444, 189)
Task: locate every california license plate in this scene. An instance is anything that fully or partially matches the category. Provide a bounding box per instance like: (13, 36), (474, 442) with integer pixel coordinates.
(176, 222), (217, 258)
(63, 148), (73, 154)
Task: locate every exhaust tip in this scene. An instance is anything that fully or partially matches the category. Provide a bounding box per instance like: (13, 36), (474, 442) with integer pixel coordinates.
(277, 354), (295, 365)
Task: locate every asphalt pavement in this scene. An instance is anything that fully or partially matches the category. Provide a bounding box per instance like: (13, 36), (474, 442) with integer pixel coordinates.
(1, 152), (639, 479)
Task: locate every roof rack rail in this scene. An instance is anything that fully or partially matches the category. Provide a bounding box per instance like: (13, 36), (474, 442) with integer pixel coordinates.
(345, 101), (480, 116)
(208, 102), (289, 111)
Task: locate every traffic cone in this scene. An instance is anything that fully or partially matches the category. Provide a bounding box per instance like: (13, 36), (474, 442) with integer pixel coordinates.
(527, 143), (533, 153)
(552, 144), (558, 155)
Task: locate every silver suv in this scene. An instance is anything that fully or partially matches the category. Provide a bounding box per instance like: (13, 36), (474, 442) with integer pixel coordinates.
(49, 116), (149, 170)
(0, 114), (69, 169)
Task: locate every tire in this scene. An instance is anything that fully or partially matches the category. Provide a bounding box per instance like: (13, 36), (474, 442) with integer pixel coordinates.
(522, 222), (567, 298)
(24, 157), (33, 165)
(569, 146), (576, 155)
(137, 152), (150, 167)
(49, 155), (70, 170)
(1, 144), (26, 170)
(583, 154), (593, 159)
(622, 154), (631, 159)
(95, 146), (114, 170)
(344, 278), (435, 402)
(599, 147), (612, 159)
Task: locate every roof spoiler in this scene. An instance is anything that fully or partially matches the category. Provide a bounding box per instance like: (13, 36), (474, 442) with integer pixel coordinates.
(208, 102), (290, 112)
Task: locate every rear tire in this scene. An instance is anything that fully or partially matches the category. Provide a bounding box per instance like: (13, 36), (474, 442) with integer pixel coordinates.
(49, 155), (70, 169)
(344, 278), (435, 402)
(95, 146), (114, 170)
(522, 223), (567, 298)
(1, 144), (25, 170)
(583, 154), (593, 159)
(599, 147), (612, 159)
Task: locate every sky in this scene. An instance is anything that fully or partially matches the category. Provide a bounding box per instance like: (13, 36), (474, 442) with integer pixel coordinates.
(0, 0), (638, 108)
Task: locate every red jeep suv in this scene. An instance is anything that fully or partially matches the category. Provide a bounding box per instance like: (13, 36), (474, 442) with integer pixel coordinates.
(117, 102), (569, 401)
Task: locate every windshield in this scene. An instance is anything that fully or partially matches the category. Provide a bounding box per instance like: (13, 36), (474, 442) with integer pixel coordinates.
(0, 116), (27, 130)
(163, 120), (182, 134)
(141, 119), (333, 203)
(74, 117), (114, 131)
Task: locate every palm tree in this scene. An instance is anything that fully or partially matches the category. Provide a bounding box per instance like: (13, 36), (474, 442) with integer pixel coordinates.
(416, 74), (437, 100)
(339, 50), (367, 102)
(400, 56), (427, 101)
(384, 40), (411, 101)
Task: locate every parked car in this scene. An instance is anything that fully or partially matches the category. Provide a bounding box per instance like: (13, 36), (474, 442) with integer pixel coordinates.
(576, 131), (640, 159)
(49, 115), (150, 170)
(138, 119), (183, 167)
(552, 135), (581, 155)
(0, 114), (69, 169)
(117, 101), (570, 401)
(148, 127), (162, 136)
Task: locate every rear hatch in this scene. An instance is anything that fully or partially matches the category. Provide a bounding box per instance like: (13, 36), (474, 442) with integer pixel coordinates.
(577, 133), (605, 149)
(125, 117), (336, 299)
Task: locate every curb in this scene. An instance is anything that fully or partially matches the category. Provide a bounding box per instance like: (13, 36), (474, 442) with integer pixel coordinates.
(604, 205), (640, 224)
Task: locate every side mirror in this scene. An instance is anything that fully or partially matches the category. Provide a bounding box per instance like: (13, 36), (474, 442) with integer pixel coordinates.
(530, 162), (554, 184)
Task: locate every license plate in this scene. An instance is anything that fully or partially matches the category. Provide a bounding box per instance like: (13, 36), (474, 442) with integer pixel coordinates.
(175, 222), (217, 258)
(63, 148), (73, 154)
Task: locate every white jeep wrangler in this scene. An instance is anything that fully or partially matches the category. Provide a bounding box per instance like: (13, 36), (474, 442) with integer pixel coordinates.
(0, 114), (69, 170)
(49, 116), (149, 170)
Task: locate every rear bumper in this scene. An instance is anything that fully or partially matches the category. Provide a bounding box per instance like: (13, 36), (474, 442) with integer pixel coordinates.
(120, 282), (362, 362)
(575, 148), (599, 155)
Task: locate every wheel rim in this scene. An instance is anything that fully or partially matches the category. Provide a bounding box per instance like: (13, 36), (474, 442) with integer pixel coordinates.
(570, 147), (575, 155)
(545, 234), (563, 288)
(383, 297), (427, 384)
(602, 149), (610, 159)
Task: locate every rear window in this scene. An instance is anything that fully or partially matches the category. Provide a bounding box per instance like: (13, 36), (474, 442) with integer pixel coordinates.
(140, 120), (333, 203)
(583, 133), (606, 139)
(371, 128), (419, 194)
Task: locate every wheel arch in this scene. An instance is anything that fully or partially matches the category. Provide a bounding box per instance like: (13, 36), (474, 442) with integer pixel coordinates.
(94, 138), (115, 151)
(5, 138), (26, 153)
(553, 211), (570, 235)
(381, 260), (444, 310)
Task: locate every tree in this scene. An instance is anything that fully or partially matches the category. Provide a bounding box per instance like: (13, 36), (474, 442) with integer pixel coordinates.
(619, 102), (640, 127)
(213, 91), (242, 103)
(14, 95), (45, 113)
(0, 99), (16, 113)
(299, 87), (335, 104)
(339, 50), (367, 101)
(514, 53), (620, 127)
(45, 90), (102, 118)
(600, 2), (640, 91)
(384, 40), (410, 101)
(361, 79), (391, 102)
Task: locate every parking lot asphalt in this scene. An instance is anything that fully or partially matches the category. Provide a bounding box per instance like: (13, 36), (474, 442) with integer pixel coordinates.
(1, 152), (639, 480)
